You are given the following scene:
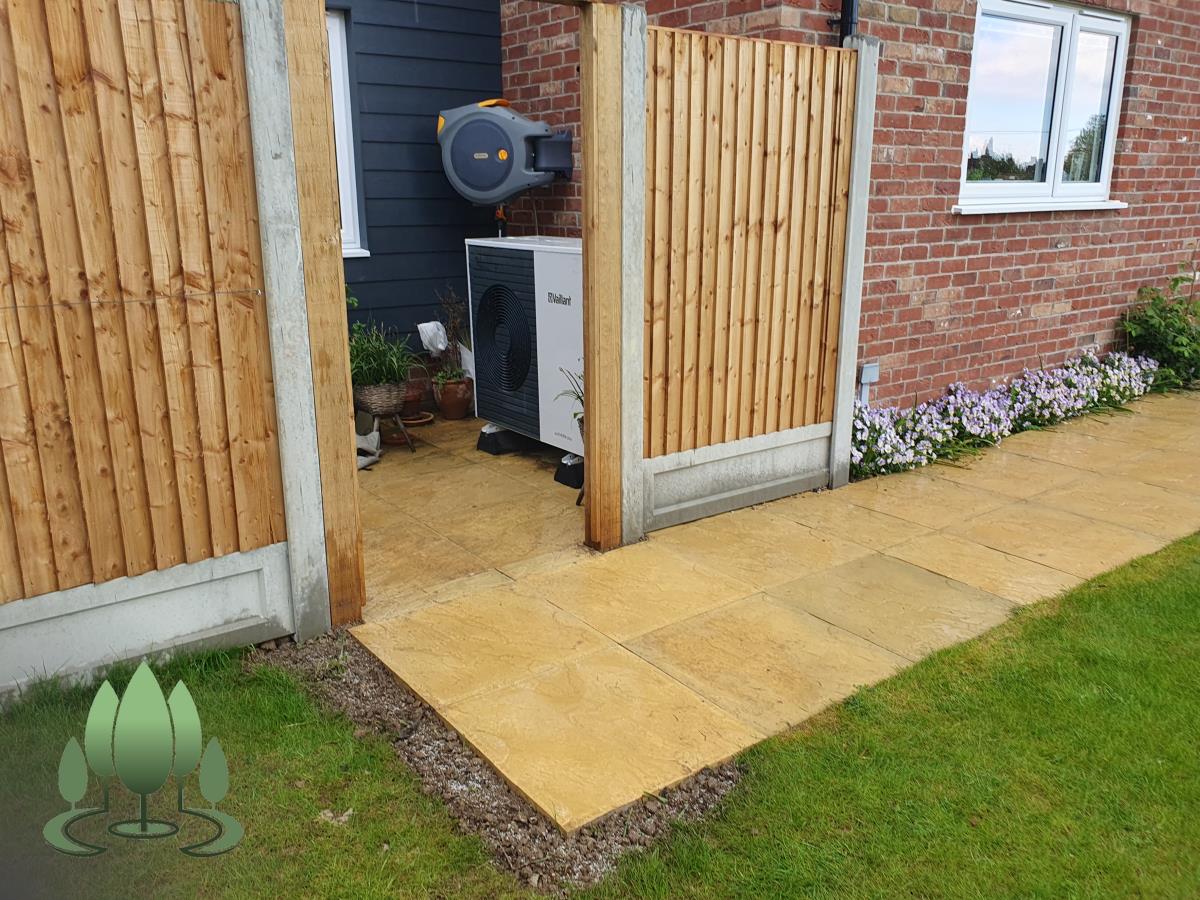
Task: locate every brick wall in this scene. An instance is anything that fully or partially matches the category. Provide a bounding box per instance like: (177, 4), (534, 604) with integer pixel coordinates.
(500, 0), (1200, 405)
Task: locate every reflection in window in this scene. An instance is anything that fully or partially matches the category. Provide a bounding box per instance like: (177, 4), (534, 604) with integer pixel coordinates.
(965, 15), (1061, 183)
(1061, 32), (1117, 183)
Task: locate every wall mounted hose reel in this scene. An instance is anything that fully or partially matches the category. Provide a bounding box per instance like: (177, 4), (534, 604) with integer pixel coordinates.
(436, 99), (573, 230)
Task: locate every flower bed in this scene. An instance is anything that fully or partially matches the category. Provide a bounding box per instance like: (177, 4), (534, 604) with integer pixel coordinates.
(850, 352), (1160, 480)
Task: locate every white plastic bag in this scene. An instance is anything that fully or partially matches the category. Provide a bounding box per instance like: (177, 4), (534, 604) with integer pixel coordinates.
(417, 321), (448, 355)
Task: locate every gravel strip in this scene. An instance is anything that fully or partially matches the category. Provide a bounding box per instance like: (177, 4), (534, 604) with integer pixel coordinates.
(253, 631), (741, 893)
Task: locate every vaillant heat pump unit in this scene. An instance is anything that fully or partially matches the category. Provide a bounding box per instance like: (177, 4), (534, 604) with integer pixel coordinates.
(465, 237), (583, 457)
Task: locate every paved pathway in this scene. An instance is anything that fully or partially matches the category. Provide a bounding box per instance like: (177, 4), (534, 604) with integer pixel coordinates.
(353, 392), (1200, 831)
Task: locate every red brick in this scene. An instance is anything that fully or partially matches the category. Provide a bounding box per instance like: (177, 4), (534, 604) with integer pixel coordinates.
(501, 0), (1200, 405)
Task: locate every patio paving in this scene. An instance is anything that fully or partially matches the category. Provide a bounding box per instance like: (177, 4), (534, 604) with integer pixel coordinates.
(352, 393), (1200, 832)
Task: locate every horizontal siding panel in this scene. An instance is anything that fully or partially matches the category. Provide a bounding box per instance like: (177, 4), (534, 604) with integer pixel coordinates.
(362, 170), (464, 200)
(355, 53), (500, 90)
(350, 0), (500, 35)
(352, 24), (500, 64)
(342, 0), (499, 337)
(358, 83), (497, 116)
(361, 141), (442, 172)
(346, 250), (469, 281)
(358, 112), (442, 144)
(363, 198), (495, 226)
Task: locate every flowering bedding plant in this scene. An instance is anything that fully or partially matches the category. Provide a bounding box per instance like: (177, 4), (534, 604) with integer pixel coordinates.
(850, 352), (1160, 479)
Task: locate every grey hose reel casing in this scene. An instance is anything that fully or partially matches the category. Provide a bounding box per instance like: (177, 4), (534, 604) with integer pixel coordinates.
(437, 101), (572, 206)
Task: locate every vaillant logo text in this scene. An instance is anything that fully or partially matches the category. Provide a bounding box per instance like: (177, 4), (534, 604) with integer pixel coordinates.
(547, 292), (572, 306)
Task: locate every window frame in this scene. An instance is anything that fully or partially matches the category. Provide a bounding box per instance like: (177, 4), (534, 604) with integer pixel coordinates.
(325, 9), (369, 258)
(954, 0), (1131, 215)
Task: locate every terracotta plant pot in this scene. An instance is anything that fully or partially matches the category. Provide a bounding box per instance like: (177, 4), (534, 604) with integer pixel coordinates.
(434, 378), (473, 420)
(400, 380), (424, 418)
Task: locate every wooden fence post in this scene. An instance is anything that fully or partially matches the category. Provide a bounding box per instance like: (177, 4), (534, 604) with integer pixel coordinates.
(240, 0), (366, 632)
(281, 0), (366, 625)
(580, 2), (627, 550)
(828, 35), (879, 488)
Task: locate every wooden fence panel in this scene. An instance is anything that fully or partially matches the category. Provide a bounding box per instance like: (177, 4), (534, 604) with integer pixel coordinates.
(0, 0), (285, 603)
(643, 29), (857, 458)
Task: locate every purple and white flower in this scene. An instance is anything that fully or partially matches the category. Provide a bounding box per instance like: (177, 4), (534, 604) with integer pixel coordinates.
(851, 352), (1159, 479)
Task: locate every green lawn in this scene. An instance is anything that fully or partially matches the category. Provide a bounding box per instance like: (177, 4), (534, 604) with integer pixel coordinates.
(3, 534), (1198, 898)
(1, 654), (521, 898)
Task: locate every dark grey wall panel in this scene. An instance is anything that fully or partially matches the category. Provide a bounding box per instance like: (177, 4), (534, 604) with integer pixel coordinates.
(338, 0), (500, 337)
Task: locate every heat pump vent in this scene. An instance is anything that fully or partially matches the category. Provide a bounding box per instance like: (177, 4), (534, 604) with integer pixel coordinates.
(465, 237), (583, 456)
(476, 283), (532, 393)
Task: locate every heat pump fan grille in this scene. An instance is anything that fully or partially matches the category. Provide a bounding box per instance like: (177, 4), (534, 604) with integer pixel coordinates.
(477, 283), (532, 393)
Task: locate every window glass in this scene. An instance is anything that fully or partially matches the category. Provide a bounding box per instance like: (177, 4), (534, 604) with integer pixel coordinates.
(1060, 31), (1118, 183)
(964, 15), (1062, 183)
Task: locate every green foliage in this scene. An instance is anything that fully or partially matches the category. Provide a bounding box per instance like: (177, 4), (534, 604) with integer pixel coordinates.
(83, 680), (117, 779)
(1123, 259), (1200, 387)
(966, 148), (1040, 181)
(57, 737), (88, 806)
(434, 365), (466, 387)
(167, 682), (203, 779)
(111, 662), (174, 798)
(1061, 113), (1106, 182)
(198, 738), (229, 806)
(348, 321), (420, 387)
(555, 368), (584, 422)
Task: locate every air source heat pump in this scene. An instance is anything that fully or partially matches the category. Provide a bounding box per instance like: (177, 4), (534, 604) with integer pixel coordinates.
(465, 236), (583, 456)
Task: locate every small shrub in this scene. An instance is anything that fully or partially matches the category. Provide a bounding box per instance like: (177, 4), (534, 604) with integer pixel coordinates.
(1123, 260), (1200, 387)
(348, 321), (419, 387)
(851, 352), (1158, 479)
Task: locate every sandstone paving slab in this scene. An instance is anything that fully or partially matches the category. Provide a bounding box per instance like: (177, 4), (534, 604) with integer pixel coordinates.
(948, 500), (1165, 580)
(363, 517), (488, 603)
(1034, 472), (1200, 541)
(515, 541), (755, 641)
(765, 555), (1015, 661)
(998, 428), (1155, 473)
(1064, 408), (1200, 450)
(884, 531), (1082, 606)
(767, 489), (935, 550)
(1104, 448), (1200, 496)
(924, 451), (1086, 500)
(440, 645), (763, 831)
(836, 469), (1011, 530)
(354, 587), (611, 708)
(650, 507), (872, 591)
(432, 488), (585, 568)
(628, 593), (908, 733)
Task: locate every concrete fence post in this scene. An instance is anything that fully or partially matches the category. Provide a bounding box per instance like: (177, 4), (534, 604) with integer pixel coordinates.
(828, 34), (880, 489)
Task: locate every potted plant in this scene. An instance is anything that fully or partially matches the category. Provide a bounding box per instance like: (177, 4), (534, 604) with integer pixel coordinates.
(557, 367), (584, 441)
(348, 320), (421, 419)
(433, 287), (474, 419)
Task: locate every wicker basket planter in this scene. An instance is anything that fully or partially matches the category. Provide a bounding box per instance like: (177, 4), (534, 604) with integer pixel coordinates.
(353, 383), (407, 418)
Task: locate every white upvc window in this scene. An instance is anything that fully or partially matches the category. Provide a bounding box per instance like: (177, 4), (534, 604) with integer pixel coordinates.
(954, 0), (1130, 215)
(326, 10), (368, 257)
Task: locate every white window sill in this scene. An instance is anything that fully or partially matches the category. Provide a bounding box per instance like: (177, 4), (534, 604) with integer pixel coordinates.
(342, 247), (371, 259)
(952, 199), (1128, 216)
